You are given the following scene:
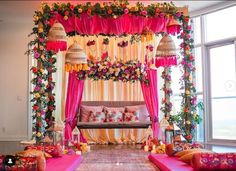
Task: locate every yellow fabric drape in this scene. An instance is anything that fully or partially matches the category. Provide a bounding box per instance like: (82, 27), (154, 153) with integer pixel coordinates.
(62, 35), (162, 144)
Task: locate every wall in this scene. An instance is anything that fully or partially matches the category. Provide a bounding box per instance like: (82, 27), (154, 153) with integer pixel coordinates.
(0, 1), (39, 140)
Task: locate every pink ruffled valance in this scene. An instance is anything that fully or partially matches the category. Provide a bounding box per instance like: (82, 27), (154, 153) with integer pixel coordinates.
(49, 13), (176, 35)
(155, 56), (177, 68)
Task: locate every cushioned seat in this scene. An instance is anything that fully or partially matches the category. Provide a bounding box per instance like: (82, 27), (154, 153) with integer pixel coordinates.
(148, 154), (193, 171)
(77, 121), (151, 129)
(46, 155), (82, 171)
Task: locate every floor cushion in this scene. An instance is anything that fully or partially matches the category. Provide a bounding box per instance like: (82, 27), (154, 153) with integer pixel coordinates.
(148, 154), (193, 171)
(192, 152), (236, 171)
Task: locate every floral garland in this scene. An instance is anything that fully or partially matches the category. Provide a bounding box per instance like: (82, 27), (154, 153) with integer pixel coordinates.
(160, 68), (173, 117)
(170, 17), (202, 142)
(65, 59), (149, 84)
(29, 10), (58, 143)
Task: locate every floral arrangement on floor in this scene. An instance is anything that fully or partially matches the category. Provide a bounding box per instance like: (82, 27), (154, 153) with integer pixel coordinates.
(68, 59), (150, 84)
(170, 18), (203, 143)
(64, 142), (90, 155)
(141, 138), (166, 154)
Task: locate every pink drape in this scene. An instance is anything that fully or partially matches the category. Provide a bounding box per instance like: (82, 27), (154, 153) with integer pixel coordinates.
(65, 72), (87, 143)
(141, 69), (159, 138)
(155, 56), (177, 68)
(49, 13), (176, 35)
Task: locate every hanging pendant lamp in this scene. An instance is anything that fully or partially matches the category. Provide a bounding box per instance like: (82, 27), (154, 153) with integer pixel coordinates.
(155, 35), (177, 67)
(167, 17), (181, 35)
(65, 42), (88, 72)
(46, 21), (67, 52)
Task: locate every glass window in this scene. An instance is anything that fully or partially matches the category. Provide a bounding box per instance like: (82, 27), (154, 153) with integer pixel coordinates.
(209, 44), (236, 97)
(212, 98), (236, 140)
(192, 17), (201, 45)
(209, 44), (236, 140)
(205, 6), (236, 42)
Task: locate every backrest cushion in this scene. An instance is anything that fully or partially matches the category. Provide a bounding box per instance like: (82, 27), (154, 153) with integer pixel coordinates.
(80, 105), (104, 122)
(89, 111), (106, 122)
(106, 111), (123, 122)
(124, 111), (139, 122)
(125, 105), (149, 122)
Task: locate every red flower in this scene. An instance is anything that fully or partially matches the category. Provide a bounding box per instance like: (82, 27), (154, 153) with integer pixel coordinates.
(48, 106), (54, 111)
(49, 95), (55, 101)
(48, 76), (53, 82)
(184, 108), (189, 113)
(107, 9), (112, 14)
(121, 3), (126, 8)
(87, 9), (92, 15)
(186, 134), (192, 140)
(64, 11), (69, 16)
(32, 67), (38, 73)
(189, 55), (194, 61)
(185, 17), (189, 23)
(33, 105), (39, 111)
(70, 5), (74, 10)
(155, 8), (160, 13)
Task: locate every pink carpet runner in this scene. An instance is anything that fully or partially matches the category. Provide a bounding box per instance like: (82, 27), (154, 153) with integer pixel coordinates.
(46, 155), (82, 171)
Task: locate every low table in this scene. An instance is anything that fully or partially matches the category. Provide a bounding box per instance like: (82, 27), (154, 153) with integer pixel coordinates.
(77, 121), (152, 129)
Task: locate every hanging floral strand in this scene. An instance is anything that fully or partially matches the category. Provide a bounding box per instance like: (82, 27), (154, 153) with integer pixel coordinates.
(160, 68), (173, 117)
(170, 15), (202, 142)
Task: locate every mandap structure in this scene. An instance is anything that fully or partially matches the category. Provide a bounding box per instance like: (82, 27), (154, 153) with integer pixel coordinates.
(28, 1), (201, 144)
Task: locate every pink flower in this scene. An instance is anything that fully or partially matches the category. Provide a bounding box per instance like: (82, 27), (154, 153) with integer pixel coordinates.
(141, 10), (147, 16)
(188, 25), (192, 30)
(124, 8), (129, 14)
(34, 52), (40, 59)
(34, 86), (40, 91)
(37, 78), (42, 84)
(159, 13), (165, 18)
(176, 12), (181, 18)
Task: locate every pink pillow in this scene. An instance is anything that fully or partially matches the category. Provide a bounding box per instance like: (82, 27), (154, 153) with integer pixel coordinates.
(89, 111), (106, 122)
(192, 152), (236, 171)
(80, 105), (103, 122)
(125, 105), (149, 121)
(124, 111), (139, 122)
(106, 111), (123, 122)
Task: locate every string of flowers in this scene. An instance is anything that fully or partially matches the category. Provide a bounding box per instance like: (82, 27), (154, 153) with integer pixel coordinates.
(49, 1), (177, 21)
(170, 16), (202, 142)
(28, 7), (57, 143)
(160, 68), (173, 117)
(65, 59), (149, 84)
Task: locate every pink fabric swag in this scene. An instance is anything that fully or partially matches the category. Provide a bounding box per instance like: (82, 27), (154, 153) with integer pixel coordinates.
(141, 69), (159, 138)
(64, 72), (87, 143)
(49, 13), (177, 35)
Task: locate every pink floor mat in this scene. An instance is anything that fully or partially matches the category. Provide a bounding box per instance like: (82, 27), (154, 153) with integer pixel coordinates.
(46, 154), (82, 171)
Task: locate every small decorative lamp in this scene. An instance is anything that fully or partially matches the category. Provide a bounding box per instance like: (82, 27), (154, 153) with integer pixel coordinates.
(72, 127), (80, 143)
(160, 116), (170, 142)
(65, 42), (88, 72)
(167, 17), (181, 35)
(46, 21), (67, 52)
(155, 35), (177, 68)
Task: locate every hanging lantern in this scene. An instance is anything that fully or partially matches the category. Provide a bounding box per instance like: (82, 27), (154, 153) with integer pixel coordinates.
(155, 35), (177, 68)
(46, 21), (67, 52)
(167, 17), (181, 35)
(65, 42), (88, 72)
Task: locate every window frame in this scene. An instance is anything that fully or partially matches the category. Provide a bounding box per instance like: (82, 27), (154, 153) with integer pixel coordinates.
(192, 5), (236, 146)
